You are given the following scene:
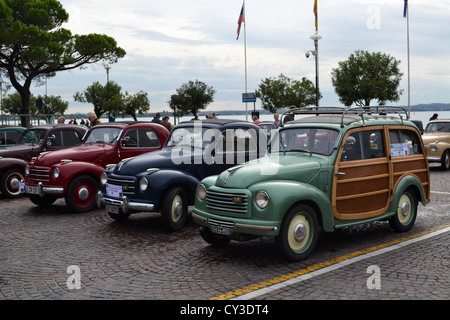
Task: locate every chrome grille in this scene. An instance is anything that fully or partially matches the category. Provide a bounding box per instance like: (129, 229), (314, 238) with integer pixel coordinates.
(28, 167), (50, 182)
(208, 217), (234, 229)
(206, 190), (248, 214)
(106, 177), (136, 195)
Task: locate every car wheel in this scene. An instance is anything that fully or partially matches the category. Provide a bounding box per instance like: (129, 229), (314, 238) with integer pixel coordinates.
(28, 194), (57, 207)
(276, 204), (319, 262)
(389, 188), (417, 232)
(199, 227), (231, 246)
(441, 150), (450, 170)
(65, 175), (98, 213)
(161, 186), (188, 231)
(0, 168), (24, 198)
(107, 210), (131, 222)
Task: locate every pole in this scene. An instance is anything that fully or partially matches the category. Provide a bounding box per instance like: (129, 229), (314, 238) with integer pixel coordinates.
(406, 3), (411, 119)
(243, 0), (248, 122)
(314, 37), (319, 108)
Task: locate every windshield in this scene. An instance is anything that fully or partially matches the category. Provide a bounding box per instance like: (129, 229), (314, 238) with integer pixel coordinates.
(425, 122), (450, 133)
(272, 127), (339, 156)
(84, 127), (122, 145)
(166, 127), (214, 149)
(18, 129), (47, 144)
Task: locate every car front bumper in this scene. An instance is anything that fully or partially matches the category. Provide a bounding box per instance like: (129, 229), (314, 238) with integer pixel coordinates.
(98, 191), (155, 214)
(25, 182), (64, 197)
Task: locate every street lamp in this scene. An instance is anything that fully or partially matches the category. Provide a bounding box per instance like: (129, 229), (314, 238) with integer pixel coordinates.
(0, 78), (4, 124)
(306, 33), (321, 109)
(104, 65), (112, 122)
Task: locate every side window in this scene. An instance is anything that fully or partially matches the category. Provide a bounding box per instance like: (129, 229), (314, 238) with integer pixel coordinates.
(216, 129), (257, 153)
(122, 129), (138, 148)
(138, 129), (161, 148)
(122, 129), (161, 148)
(4, 131), (22, 144)
(341, 130), (385, 161)
(61, 130), (82, 147)
(0, 132), (6, 145)
(389, 129), (422, 157)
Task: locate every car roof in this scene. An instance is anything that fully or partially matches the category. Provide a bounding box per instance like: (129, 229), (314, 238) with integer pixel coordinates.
(282, 106), (416, 129)
(176, 118), (261, 129)
(95, 121), (154, 127)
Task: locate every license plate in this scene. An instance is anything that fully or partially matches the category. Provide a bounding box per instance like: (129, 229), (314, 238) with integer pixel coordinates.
(105, 204), (120, 214)
(211, 225), (231, 235)
(106, 183), (123, 197)
(26, 185), (40, 195)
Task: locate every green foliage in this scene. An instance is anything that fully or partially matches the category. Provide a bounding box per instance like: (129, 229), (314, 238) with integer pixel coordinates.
(255, 74), (319, 113)
(331, 50), (403, 107)
(74, 81), (150, 121)
(169, 80), (216, 119)
(0, 0), (126, 126)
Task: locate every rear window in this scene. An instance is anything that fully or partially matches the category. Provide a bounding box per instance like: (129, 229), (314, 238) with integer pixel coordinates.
(389, 129), (423, 157)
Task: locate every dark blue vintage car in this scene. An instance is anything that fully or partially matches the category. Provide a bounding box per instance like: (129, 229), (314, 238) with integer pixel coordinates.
(98, 119), (267, 231)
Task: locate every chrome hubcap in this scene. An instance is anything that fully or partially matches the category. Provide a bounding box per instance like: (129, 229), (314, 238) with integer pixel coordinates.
(173, 201), (182, 218)
(78, 187), (89, 201)
(401, 201), (410, 217)
(294, 223), (307, 242)
(10, 178), (20, 189)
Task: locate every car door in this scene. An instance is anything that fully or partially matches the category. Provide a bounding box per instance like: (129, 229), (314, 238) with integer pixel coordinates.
(332, 126), (391, 220)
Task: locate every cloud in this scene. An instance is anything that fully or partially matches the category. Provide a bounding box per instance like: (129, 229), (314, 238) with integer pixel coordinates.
(23, 0), (450, 115)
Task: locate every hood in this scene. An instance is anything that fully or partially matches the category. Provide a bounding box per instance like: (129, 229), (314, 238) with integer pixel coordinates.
(0, 144), (38, 161)
(34, 143), (114, 166)
(114, 148), (193, 176)
(215, 153), (322, 188)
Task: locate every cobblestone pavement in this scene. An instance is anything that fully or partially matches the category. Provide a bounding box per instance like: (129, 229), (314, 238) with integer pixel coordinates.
(0, 165), (448, 302)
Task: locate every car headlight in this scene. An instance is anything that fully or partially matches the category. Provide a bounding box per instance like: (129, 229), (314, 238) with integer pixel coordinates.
(431, 146), (437, 152)
(255, 190), (269, 209)
(139, 177), (148, 191)
(100, 172), (108, 185)
(197, 184), (207, 200)
(53, 167), (60, 179)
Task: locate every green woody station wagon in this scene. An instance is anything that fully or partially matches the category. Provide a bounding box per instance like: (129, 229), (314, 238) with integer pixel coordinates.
(192, 107), (430, 261)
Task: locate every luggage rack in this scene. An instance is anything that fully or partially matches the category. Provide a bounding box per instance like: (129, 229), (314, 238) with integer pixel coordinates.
(281, 106), (409, 128)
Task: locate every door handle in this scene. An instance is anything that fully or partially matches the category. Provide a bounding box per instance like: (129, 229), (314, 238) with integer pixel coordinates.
(335, 172), (346, 176)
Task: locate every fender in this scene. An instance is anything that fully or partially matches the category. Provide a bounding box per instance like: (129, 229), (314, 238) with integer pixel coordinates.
(389, 174), (428, 213)
(142, 169), (201, 208)
(0, 157), (28, 173)
(248, 180), (335, 232)
(55, 161), (105, 185)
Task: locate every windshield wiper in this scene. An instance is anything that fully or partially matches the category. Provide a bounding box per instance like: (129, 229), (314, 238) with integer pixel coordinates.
(287, 149), (312, 156)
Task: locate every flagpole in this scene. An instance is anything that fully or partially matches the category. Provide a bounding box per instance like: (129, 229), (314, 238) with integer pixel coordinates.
(243, 0), (248, 121)
(406, 2), (411, 119)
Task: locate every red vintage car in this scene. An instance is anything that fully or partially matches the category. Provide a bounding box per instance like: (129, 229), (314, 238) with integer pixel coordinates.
(0, 124), (87, 198)
(24, 122), (169, 213)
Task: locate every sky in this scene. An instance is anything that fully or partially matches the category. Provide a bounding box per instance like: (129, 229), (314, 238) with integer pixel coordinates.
(22, 0), (450, 115)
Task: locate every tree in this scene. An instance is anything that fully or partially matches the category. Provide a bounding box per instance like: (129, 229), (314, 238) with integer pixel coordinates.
(169, 80), (216, 119)
(39, 94), (68, 122)
(74, 81), (150, 120)
(74, 81), (121, 118)
(0, 0), (126, 126)
(331, 50), (403, 107)
(255, 74), (319, 113)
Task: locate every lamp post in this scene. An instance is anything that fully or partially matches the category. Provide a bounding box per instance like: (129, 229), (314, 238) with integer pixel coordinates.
(306, 33), (321, 109)
(0, 78), (3, 124)
(104, 65), (112, 122)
